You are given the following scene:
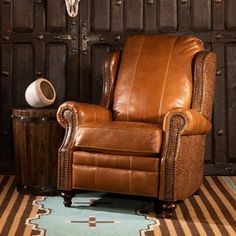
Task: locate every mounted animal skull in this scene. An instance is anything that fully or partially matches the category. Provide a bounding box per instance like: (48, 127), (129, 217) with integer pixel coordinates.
(64, 0), (80, 17)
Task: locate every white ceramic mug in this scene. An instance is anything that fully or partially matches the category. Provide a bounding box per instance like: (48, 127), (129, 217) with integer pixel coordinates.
(25, 78), (56, 108)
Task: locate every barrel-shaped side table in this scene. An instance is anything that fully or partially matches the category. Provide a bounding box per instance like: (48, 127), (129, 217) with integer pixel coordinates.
(12, 108), (63, 195)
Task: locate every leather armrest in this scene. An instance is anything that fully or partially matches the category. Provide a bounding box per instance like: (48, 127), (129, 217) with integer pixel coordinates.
(160, 107), (211, 201)
(163, 107), (212, 135)
(57, 101), (111, 191)
(57, 101), (112, 128)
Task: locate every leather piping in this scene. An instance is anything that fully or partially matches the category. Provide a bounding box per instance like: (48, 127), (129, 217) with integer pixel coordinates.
(192, 51), (206, 113)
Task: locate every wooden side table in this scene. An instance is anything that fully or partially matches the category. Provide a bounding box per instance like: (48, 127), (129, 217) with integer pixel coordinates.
(12, 108), (63, 195)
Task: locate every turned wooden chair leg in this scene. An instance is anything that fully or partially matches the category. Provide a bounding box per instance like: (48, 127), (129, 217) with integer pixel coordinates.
(155, 200), (176, 218)
(61, 191), (75, 207)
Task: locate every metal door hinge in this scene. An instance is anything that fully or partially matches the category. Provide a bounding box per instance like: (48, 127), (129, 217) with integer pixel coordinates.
(53, 34), (75, 41)
(80, 23), (103, 54)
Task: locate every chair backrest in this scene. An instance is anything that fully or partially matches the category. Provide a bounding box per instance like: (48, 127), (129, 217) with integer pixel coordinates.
(113, 35), (204, 123)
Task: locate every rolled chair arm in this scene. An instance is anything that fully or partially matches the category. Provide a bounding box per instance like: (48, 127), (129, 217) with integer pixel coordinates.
(160, 107), (212, 201)
(57, 101), (112, 191)
(163, 107), (212, 136)
(57, 101), (112, 128)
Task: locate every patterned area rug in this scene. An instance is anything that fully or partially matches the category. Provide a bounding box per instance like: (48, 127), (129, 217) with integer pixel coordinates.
(0, 176), (235, 236)
(29, 176), (236, 236)
(30, 192), (158, 236)
(0, 175), (44, 235)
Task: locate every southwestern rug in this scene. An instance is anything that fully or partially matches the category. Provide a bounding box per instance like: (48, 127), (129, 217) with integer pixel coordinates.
(0, 176), (235, 236)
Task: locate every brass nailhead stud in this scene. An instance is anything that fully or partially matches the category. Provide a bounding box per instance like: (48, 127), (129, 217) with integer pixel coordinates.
(2, 70), (9, 76)
(216, 70), (222, 76)
(3, 0), (10, 4)
(115, 0), (122, 6)
(114, 35), (121, 41)
(217, 130), (224, 136)
(72, 48), (77, 54)
(215, 33), (222, 40)
(147, 0), (154, 5)
(82, 50), (87, 55)
(37, 35), (44, 40)
(2, 35), (10, 40)
(181, 0), (187, 4)
(35, 70), (42, 76)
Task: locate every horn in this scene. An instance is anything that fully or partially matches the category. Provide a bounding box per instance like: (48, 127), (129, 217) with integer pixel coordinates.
(64, 0), (80, 18)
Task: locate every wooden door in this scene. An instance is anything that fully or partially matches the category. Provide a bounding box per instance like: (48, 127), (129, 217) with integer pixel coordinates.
(1, 0), (235, 175)
(78, 0), (236, 175)
(0, 0), (79, 173)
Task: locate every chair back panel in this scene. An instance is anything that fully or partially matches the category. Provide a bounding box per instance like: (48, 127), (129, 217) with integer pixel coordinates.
(113, 35), (203, 123)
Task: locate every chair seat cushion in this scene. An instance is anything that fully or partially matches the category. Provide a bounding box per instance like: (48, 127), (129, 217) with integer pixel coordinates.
(74, 121), (162, 155)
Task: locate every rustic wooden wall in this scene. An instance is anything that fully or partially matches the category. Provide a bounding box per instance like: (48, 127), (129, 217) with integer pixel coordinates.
(0, 0), (79, 173)
(0, 0), (235, 175)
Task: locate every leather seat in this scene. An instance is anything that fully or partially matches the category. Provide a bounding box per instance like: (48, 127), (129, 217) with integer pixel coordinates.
(75, 121), (162, 155)
(56, 34), (216, 218)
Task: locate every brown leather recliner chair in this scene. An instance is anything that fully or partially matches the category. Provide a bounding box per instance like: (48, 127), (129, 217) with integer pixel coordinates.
(56, 35), (216, 217)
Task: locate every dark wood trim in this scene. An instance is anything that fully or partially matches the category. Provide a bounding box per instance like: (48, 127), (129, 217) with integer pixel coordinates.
(204, 163), (236, 176)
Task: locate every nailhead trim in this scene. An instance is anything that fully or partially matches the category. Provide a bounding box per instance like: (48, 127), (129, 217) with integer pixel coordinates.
(163, 113), (186, 200)
(57, 106), (77, 190)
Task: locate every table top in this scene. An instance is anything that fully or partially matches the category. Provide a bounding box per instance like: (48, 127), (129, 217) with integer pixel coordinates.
(12, 107), (58, 122)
